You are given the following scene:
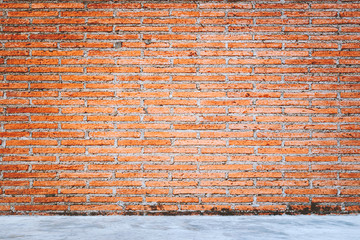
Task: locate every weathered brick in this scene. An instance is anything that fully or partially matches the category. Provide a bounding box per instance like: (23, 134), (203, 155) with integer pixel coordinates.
(0, 0), (358, 216)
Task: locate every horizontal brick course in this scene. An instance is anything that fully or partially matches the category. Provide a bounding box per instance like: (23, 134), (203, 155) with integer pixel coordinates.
(0, 0), (359, 215)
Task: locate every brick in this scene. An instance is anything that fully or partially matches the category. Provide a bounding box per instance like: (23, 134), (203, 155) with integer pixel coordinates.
(5, 189), (57, 195)
(3, 173), (56, 179)
(30, 34), (83, 40)
(59, 26), (112, 32)
(32, 19), (85, 25)
(285, 11), (337, 17)
(173, 26), (225, 32)
(0, 0), (358, 216)
(70, 205), (122, 211)
(0, 197), (31, 203)
(4, 26), (56, 32)
(257, 197), (309, 203)
(15, 205), (68, 211)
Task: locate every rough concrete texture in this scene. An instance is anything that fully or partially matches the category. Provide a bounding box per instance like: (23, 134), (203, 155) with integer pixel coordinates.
(0, 0), (359, 215)
(0, 216), (359, 240)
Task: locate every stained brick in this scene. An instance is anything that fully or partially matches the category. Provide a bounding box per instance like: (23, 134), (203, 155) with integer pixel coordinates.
(0, 0), (358, 216)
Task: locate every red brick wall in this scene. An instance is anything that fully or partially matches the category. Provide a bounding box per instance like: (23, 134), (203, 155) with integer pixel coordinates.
(0, 1), (359, 215)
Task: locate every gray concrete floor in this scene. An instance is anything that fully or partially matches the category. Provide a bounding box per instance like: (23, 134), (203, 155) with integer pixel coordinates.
(0, 215), (359, 240)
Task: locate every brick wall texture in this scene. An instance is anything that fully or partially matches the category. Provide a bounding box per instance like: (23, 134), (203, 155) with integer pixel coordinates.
(0, 0), (359, 215)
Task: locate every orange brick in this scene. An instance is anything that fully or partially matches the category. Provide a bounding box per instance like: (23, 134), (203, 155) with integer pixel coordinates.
(0, 1), (358, 215)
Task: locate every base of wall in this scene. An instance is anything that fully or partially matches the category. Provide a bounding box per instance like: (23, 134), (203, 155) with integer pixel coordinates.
(1, 203), (359, 216)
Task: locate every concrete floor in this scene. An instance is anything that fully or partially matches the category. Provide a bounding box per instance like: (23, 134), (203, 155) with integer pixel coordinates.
(0, 215), (359, 240)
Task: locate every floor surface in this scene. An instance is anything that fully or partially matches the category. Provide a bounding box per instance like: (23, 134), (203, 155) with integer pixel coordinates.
(0, 215), (359, 240)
